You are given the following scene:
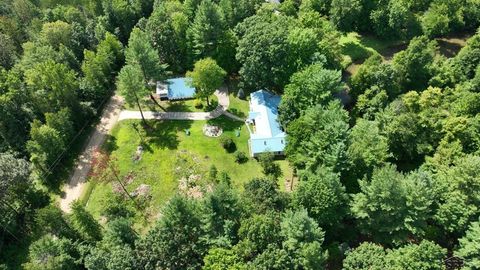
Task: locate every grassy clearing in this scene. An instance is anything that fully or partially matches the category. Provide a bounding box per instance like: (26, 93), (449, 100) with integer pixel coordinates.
(226, 79), (250, 119)
(340, 32), (408, 68)
(227, 92), (249, 119)
(340, 32), (377, 67)
(85, 116), (293, 227)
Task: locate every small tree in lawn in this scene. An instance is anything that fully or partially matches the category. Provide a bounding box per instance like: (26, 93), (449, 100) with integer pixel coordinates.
(258, 152), (282, 180)
(90, 148), (141, 210)
(186, 58), (226, 106)
(117, 64), (150, 126)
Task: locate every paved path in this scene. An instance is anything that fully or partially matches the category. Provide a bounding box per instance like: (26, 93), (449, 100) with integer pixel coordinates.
(60, 95), (124, 212)
(60, 87), (244, 212)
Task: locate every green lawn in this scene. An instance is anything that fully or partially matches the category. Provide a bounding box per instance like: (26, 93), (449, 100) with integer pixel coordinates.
(123, 94), (218, 112)
(85, 116), (293, 227)
(340, 32), (377, 67)
(226, 79), (250, 119)
(340, 32), (408, 68)
(228, 92), (249, 119)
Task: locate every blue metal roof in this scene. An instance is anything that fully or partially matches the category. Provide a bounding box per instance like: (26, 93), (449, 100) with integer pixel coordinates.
(167, 77), (196, 100)
(248, 90), (286, 155)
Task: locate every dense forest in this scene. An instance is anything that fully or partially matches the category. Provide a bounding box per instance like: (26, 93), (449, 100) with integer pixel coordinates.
(1, 0), (480, 269)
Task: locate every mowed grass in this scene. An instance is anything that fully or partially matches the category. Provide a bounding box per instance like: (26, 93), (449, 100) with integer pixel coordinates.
(228, 92), (250, 119)
(340, 32), (408, 68)
(340, 32), (377, 67)
(85, 116), (293, 225)
(226, 79), (250, 119)
(123, 94), (218, 113)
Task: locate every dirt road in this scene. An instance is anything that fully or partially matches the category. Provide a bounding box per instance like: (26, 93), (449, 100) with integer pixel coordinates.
(59, 95), (124, 212)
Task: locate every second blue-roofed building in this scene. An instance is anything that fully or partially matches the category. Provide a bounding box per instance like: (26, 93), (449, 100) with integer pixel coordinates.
(246, 90), (287, 157)
(156, 77), (196, 100)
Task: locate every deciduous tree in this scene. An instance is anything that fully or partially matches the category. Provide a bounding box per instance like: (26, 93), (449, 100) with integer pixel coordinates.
(186, 58), (226, 105)
(351, 165), (435, 244)
(292, 167), (348, 229)
(278, 64), (343, 127)
(286, 101), (349, 173)
(456, 220), (480, 269)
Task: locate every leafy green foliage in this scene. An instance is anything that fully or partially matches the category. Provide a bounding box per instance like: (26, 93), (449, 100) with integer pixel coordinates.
(278, 64), (344, 127)
(386, 240), (446, 270)
(351, 165), (434, 244)
(23, 235), (81, 270)
(286, 101), (349, 173)
(70, 200), (102, 242)
(330, 0), (363, 32)
(392, 36), (437, 91)
(27, 121), (66, 177)
(344, 241), (446, 270)
(456, 220), (480, 269)
(80, 32), (124, 104)
(116, 64), (149, 123)
(433, 155), (480, 234)
(201, 185), (242, 246)
(203, 248), (247, 270)
(293, 166), (348, 229)
(125, 27), (167, 83)
(186, 58), (226, 105)
(25, 60), (79, 114)
(343, 242), (387, 270)
(0, 153), (47, 241)
(257, 152), (282, 180)
(220, 137), (236, 153)
(35, 205), (77, 239)
(350, 54), (400, 100)
(347, 119), (390, 181)
(186, 0), (236, 71)
(235, 13), (294, 91)
(136, 195), (205, 270)
(234, 151), (248, 163)
(0, 33), (17, 69)
(243, 178), (287, 213)
(146, 1), (188, 72)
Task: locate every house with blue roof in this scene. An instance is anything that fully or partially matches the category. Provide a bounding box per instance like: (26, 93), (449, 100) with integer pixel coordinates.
(246, 90), (287, 157)
(156, 77), (196, 100)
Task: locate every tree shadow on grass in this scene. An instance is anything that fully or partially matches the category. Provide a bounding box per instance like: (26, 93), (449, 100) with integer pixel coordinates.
(341, 41), (373, 62)
(437, 39), (463, 58)
(166, 101), (194, 112)
(143, 120), (194, 151)
(207, 116), (244, 132)
(102, 134), (118, 153)
(205, 99), (219, 111)
(226, 108), (247, 118)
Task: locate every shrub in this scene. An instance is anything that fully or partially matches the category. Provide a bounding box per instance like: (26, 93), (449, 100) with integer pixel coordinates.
(209, 165), (218, 181)
(220, 137), (236, 153)
(234, 151), (248, 163)
(194, 99), (203, 109)
(258, 152), (282, 179)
